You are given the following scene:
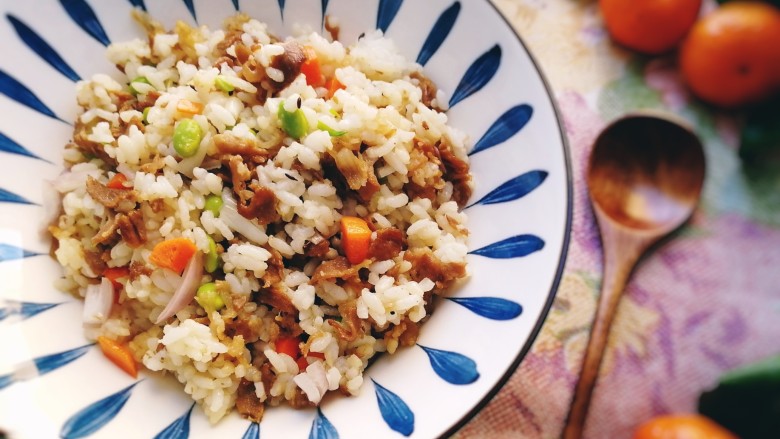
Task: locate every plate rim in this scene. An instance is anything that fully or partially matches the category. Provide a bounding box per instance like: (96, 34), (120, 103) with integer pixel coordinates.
(439, 1), (573, 437)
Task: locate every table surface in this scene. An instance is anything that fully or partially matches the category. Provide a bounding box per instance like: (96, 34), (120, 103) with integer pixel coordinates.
(454, 1), (780, 438)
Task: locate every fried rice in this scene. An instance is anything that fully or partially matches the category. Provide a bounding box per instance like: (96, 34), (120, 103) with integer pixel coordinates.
(49, 12), (473, 423)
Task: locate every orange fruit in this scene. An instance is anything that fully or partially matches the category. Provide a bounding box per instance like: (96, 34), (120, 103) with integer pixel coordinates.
(680, 1), (780, 108)
(633, 414), (738, 439)
(599, 0), (702, 54)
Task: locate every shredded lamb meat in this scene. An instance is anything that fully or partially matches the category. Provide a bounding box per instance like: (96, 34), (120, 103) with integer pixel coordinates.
(85, 176), (136, 211)
(368, 228), (405, 261)
(235, 379), (265, 422)
(237, 186), (279, 225)
(404, 247), (467, 291)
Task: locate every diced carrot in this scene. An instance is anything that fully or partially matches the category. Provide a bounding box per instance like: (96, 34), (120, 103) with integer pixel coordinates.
(296, 356), (309, 372)
(340, 216), (372, 264)
(103, 266), (130, 290)
(149, 237), (197, 274)
(106, 173), (129, 189)
(176, 99), (204, 116)
(324, 77), (344, 99)
(275, 336), (301, 359)
(301, 48), (326, 88)
(97, 336), (138, 378)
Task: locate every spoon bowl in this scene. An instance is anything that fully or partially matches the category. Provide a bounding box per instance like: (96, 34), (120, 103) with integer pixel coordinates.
(588, 115), (706, 232)
(563, 113), (706, 438)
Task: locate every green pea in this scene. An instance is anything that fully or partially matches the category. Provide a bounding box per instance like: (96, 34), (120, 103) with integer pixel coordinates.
(317, 121), (346, 137)
(215, 76), (235, 93)
(173, 119), (203, 158)
(129, 77), (151, 95)
(277, 101), (309, 140)
(204, 195), (223, 217)
(196, 282), (224, 311)
(205, 235), (219, 274)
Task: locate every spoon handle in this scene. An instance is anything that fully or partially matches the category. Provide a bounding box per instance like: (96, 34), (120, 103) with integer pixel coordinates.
(562, 228), (647, 439)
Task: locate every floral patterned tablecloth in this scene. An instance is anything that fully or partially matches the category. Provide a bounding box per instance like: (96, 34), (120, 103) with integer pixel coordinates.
(454, 1), (780, 437)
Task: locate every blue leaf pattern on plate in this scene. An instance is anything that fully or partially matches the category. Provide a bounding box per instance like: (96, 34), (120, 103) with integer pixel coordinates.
(34, 344), (93, 376)
(470, 104), (533, 155)
(0, 69), (65, 123)
(0, 346), (91, 396)
(0, 374), (12, 390)
(0, 243), (41, 262)
(155, 403), (194, 439)
(181, 0), (196, 22)
(0, 301), (60, 321)
(321, 0), (329, 26)
(419, 345), (479, 385)
(127, 0), (146, 11)
(469, 234), (544, 259)
(231, 0), (239, 11)
(376, 0), (402, 33)
(447, 297), (522, 320)
(373, 379), (414, 436)
(0, 132), (49, 162)
(0, 188), (36, 205)
(448, 44), (501, 108)
(309, 407), (339, 439)
(416, 2), (460, 66)
(6, 15), (81, 82)
(60, 381), (139, 439)
(278, 0), (285, 19)
(469, 170), (548, 207)
(241, 422), (260, 439)
(60, 0), (111, 46)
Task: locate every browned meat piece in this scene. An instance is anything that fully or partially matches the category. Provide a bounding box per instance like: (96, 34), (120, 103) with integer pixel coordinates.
(73, 121), (116, 166)
(310, 256), (364, 284)
(384, 318), (421, 348)
(410, 71), (439, 110)
(368, 228), (405, 261)
(257, 284), (296, 314)
(237, 186), (279, 225)
(91, 214), (121, 246)
(324, 15), (341, 41)
(333, 148), (369, 191)
(436, 140), (473, 207)
(405, 139), (445, 201)
(213, 133), (270, 164)
(227, 154), (252, 203)
(225, 314), (265, 343)
(148, 199), (166, 213)
(327, 301), (363, 342)
(129, 261), (151, 280)
(85, 176), (136, 211)
(261, 247), (284, 287)
(110, 90), (136, 113)
(357, 160), (380, 201)
(134, 90), (160, 111)
(175, 21), (201, 63)
(84, 250), (107, 275)
(235, 378), (265, 422)
(116, 209), (147, 248)
(288, 388), (315, 409)
(304, 234), (330, 258)
(404, 248), (466, 291)
(268, 41), (306, 92)
(139, 156), (166, 174)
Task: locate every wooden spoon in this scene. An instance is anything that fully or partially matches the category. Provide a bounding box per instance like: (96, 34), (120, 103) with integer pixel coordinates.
(562, 114), (706, 439)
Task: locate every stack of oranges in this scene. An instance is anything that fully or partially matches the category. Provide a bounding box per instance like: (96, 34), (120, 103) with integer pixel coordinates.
(599, 0), (780, 108)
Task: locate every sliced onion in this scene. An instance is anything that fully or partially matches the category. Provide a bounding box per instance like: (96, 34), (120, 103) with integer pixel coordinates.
(83, 278), (114, 327)
(51, 169), (100, 193)
(155, 251), (203, 324)
(41, 180), (62, 231)
(306, 360), (329, 397)
(220, 189), (268, 245)
(293, 372), (322, 404)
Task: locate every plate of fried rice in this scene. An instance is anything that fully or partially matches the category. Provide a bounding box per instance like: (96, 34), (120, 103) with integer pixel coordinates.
(0, 0), (571, 437)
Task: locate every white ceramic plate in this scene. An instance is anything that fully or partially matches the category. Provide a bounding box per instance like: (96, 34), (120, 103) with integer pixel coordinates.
(0, 1), (571, 437)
